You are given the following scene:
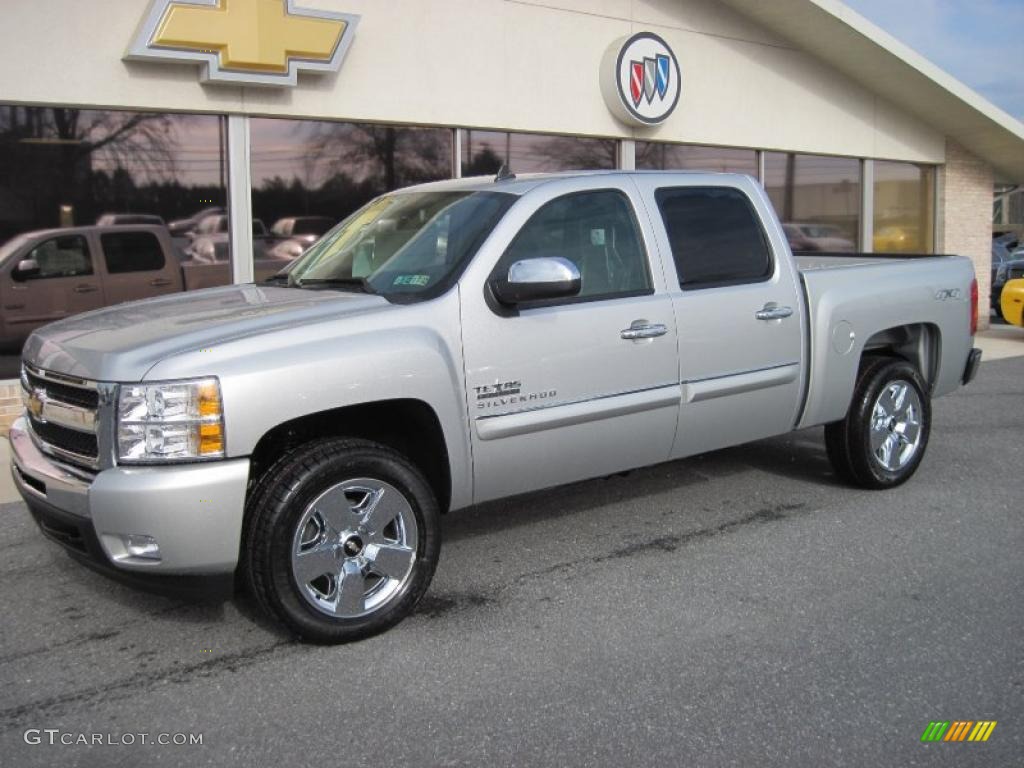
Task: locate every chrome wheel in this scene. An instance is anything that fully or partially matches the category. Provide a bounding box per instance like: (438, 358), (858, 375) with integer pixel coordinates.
(870, 379), (923, 471)
(290, 478), (418, 619)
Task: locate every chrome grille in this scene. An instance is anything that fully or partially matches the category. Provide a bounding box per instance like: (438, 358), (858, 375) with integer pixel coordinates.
(21, 363), (101, 469)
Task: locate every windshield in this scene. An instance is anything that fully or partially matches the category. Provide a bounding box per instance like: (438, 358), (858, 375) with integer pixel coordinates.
(287, 190), (515, 300)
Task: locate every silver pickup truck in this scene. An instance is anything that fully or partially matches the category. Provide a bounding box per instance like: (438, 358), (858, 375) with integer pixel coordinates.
(10, 171), (981, 642)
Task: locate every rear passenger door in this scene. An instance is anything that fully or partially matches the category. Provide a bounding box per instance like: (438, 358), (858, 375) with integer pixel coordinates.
(459, 182), (680, 503)
(635, 178), (805, 459)
(98, 230), (178, 304)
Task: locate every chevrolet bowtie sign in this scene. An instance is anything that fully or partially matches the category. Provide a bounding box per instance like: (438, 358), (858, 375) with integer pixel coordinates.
(125, 0), (360, 87)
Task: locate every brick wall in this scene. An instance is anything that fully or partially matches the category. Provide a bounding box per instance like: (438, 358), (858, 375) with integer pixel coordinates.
(936, 140), (994, 330)
(0, 381), (20, 436)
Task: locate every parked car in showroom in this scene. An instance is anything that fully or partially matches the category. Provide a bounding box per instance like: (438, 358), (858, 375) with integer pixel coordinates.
(96, 213), (166, 227)
(782, 222), (855, 252)
(185, 215), (273, 263)
(0, 226), (181, 351)
(167, 206), (225, 238)
(11, 171), (981, 643)
(873, 224), (920, 252)
(268, 216), (336, 256)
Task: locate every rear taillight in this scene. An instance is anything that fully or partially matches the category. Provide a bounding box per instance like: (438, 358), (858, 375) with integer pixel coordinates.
(970, 278), (978, 336)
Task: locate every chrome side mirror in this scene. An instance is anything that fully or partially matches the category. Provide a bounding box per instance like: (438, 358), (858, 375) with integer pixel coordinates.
(12, 258), (40, 281)
(492, 256), (581, 305)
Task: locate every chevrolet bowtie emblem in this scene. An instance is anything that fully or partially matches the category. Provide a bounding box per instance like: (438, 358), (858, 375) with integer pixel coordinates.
(125, 0), (360, 87)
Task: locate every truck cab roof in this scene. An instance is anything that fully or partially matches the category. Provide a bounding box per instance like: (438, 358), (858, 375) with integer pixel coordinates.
(409, 169), (753, 196)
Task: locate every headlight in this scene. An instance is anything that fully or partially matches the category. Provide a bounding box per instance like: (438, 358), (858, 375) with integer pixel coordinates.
(117, 378), (225, 463)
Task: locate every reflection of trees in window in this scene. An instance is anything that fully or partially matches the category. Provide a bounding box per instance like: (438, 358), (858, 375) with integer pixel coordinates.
(535, 136), (617, 172)
(308, 122), (451, 191)
(460, 130), (617, 175)
(463, 145), (503, 176)
(250, 120), (452, 227)
(0, 106), (225, 240)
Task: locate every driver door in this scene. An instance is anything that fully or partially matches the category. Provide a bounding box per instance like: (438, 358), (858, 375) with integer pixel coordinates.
(459, 182), (680, 504)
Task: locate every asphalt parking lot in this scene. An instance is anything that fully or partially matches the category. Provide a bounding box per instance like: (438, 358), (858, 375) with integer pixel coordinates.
(1, 357), (1022, 767)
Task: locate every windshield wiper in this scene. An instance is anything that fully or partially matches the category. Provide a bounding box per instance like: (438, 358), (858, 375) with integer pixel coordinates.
(296, 277), (376, 294)
(262, 273), (292, 285)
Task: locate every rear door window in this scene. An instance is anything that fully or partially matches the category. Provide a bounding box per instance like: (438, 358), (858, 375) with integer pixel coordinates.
(655, 187), (773, 289)
(100, 231), (166, 274)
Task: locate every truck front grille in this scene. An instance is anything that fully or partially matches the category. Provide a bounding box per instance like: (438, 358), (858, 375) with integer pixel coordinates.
(24, 367), (98, 410)
(27, 417), (99, 462)
(22, 363), (102, 469)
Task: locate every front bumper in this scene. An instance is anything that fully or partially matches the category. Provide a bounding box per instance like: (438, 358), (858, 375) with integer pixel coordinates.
(10, 416), (250, 579)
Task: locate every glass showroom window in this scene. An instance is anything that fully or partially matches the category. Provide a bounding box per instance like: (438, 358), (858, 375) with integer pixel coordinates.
(0, 105), (226, 357)
(873, 161), (935, 253)
(763, 152), (861, 253)
(250, 118), (453, 266)
(460, 130), (617, 176)
(635, 142), (757, 175)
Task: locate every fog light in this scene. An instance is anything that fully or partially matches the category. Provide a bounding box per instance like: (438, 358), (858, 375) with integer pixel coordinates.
(124, 534), (161, 561)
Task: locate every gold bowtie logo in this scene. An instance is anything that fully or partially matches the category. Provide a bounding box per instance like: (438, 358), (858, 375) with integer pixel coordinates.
(126, 0), (360, 87)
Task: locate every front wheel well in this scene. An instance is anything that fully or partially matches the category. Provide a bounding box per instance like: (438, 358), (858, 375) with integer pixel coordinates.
(246, 399), (452, 513)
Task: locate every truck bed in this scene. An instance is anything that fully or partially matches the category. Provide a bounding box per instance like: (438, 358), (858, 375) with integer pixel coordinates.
(793, 251), (976, 431)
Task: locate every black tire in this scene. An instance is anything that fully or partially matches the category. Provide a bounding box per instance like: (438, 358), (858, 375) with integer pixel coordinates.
(824, 357), (931, 490)
(243, 438), (440, 643)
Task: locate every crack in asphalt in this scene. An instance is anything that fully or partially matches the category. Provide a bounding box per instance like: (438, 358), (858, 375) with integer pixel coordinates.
(1, 502), (810, 727)
(0, 641), (295, 730)
(507, 502), (810, 586)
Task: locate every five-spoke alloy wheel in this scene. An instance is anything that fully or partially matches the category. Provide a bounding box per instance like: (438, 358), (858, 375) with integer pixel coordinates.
(244, 439), (440, 643)
(825, 357), (931, 489)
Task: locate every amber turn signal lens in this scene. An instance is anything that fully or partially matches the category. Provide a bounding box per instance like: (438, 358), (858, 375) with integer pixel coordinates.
(198, 380), (222, 418)
(199, 422), (224, 455)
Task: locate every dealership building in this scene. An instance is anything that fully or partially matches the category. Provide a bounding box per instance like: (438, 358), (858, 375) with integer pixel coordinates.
(1, 0), (1023, 353)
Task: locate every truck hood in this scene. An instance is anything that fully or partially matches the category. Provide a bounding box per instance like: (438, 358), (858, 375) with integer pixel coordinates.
(23, 284), (392, 381)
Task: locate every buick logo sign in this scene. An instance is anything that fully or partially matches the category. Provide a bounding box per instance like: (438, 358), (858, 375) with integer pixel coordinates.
(601, 32), (681, 126)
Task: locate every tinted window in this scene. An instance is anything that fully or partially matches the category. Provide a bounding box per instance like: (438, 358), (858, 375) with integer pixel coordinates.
(500, 190), (651, 301)
(101, 231), (165, 274)
(24, 235), (92, 279)
(655, 187), (772, 288)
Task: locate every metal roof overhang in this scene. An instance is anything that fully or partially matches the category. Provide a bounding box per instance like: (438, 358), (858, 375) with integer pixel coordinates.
(720, 0), (1024, 183)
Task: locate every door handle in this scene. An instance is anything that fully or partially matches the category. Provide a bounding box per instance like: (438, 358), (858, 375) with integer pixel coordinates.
(621, 321), (668, 340)
(755, 304), (794, 321)
(73, 285), (99, 294)
(150, 278), (172, 287)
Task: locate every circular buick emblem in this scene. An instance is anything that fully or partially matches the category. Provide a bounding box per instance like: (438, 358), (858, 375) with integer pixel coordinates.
(600, 32), (681, 126)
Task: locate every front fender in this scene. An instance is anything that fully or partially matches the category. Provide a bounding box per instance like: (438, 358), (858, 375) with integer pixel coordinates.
(143, 291), (473, 510)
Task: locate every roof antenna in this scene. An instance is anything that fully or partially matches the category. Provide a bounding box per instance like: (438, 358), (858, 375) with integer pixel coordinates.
(495, 164), (516, 182)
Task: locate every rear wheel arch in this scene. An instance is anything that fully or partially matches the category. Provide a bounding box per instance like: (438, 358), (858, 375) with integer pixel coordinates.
(860, 323), (940, 389)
